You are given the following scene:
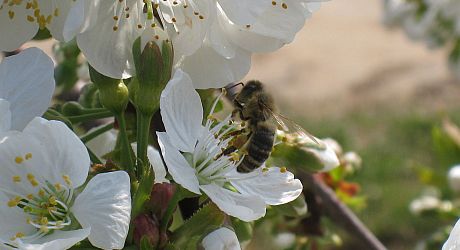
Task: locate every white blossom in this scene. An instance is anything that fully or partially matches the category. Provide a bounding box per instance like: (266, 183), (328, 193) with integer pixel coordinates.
(158, 69), (303, 222)
(0, 118), (131, 249)
(202, 227), (241, 250)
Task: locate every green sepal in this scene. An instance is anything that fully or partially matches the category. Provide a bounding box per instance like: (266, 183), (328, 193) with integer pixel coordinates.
(171, 203), (226, 248)
(140, 235), (155, 250)
(271, 143), (324, 172)
(130, 35), (173, 115)
(272, 194), (308, 218)
(231, 219), (254, 245)
(88, 65), (129, 114)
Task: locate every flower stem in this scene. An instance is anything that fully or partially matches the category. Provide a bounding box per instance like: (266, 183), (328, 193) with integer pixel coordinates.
(67, 110), (113, 123)
(136, 112), (153, 178)
(116, 113), (135, 174)
(80, 122), (114, 143)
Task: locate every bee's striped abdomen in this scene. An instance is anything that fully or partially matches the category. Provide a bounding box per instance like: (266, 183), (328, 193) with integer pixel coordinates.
(237, 124), (275, 173)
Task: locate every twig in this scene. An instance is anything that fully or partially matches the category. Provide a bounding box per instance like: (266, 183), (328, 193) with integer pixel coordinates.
(300, 172), (387, 250)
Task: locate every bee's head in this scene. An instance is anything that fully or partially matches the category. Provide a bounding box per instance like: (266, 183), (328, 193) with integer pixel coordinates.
(235, 80), (264, 105)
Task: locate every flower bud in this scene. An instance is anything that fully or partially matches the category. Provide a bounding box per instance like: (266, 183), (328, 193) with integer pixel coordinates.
(131, 27), (173, 115)
(61, 101), (84, 116)
(133, 213), (160, 248)
(448, 165), (460, 192)
(89, 65), (129, 114)
(202, 227), (241, 250)
(149, 183), (176, 219)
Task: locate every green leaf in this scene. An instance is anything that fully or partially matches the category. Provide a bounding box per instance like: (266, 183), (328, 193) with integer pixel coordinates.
(171, 203), (226, 248)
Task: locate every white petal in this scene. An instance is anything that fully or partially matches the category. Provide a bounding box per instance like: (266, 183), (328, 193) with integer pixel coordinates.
(180, 45), (251, 89)
(0, 4), (38, 51)
(16, 228), (91, 250)
(301, 137), (340, 172)
(201, 183), (266, 222)
(220, 0), (306, 53)
(72, 171), (131, 250)
(0, 48), (55, 131)
(63, 0), (86, 42)
(0, 191), (33, 241)
(217, 0), (270, 25)
(23, 118), (90, 188)
(147, 146), (169, 184)
(157, 132), (201, 194)
(202, 227), (241, 250)
(85, 128), (118, 161)
(443, 218), (460, 250)
(449, 165), (460, 192)
(168, 0), (214, 56)
(160, 70), (202, 152)
(41, 0), (75, 41)
(0, 99), (11, 133)
(76, 0), (145, 79)
(230, 167), (303, 205)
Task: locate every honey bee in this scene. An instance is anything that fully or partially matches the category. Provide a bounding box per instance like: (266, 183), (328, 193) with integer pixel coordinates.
(231, 80), (318, 173)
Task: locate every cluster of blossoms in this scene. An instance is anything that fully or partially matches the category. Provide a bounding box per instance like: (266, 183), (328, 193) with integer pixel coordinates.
(0, 0), (348, 249)
(383, 0), (460, 77)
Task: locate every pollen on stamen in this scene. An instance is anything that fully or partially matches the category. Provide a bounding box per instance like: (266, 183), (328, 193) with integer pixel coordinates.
(12, 176), (21, 183)
(27, 174), (39, 187)
(281, 3), (288, 9)
(62, 175), (72, 186)
(54, 183), (62, 191)
(280, 167), (287, 173)
(15, 156), (23, 164)
(113, 26), (119, 31)
(25, 153), (32, 160)
(272, 1), (277, 6)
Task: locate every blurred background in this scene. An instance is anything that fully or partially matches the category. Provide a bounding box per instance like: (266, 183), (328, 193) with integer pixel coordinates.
(244, 0), (460, 249)
(23, 0), (460, 249)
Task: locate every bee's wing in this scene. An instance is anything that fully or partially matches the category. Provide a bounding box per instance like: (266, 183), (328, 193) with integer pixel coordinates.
(259, 102), (319, 144)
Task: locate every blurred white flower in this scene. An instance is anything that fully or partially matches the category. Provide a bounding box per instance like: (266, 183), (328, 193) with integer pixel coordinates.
(274, 232), (296, 249)
(202, 227), (241, 250)
(409, 195), (440, 215)
(0, 118), (131, 249)
(448, 165), (460, 192)
(0, 47), (55, 133)
(0, 1), (75, 51)
(158, 70), (303, 222)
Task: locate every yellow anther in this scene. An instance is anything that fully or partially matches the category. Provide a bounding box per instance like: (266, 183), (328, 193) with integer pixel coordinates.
(262, 167), (269, 173)
(25, 153), (32, 160)
(26, 194), (34, 200)
(8, 10), (14, 19)
(63, 175), (72, 186)
(40, 225), (49, 233)
(54, 183), (62, 191)
(230, 152), (240, 161)
(7, 196), (21, 207)
(53, 8), (59, 17)
(40, 216), (48, 225)
(27, 173), (38, 187)
(27, 15), (34, 22)
(38, 189), (45, 197)
(15, 156), (23, 164)
(281, 3), (288, 9)
(280, 167), (287, 173)
(49, 196), (57, 206)
(12, 176), (21, 182)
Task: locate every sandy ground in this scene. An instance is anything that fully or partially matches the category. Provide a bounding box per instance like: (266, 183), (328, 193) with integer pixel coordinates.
(245, 0), (460, 118)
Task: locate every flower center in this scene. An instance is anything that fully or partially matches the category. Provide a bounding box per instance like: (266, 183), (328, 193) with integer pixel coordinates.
(0, 0), (61, 29)
(3, 153), (74, 244)
(111, 0), (207, 34)
(191, 92), (243, 185)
